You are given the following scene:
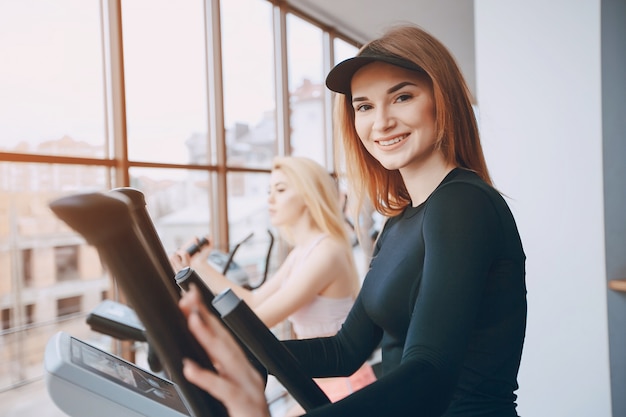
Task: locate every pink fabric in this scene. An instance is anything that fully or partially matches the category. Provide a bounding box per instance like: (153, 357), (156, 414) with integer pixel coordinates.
(315, 362), (377, 402)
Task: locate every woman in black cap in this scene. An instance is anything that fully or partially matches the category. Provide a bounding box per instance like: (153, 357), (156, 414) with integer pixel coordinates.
(179, 23), (527, 417)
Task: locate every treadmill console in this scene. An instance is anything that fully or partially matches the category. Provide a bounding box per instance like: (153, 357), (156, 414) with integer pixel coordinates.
(45, 331), (190, 417)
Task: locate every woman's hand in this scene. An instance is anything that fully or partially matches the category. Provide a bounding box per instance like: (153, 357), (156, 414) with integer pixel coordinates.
(170, 236), (213, 271)
(179, 284), (271, 417)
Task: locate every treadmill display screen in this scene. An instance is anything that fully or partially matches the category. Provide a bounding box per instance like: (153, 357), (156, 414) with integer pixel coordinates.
(70, 337), (190, 415)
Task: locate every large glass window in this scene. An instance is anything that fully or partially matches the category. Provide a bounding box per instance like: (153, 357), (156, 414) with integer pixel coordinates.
(221, 0), (276, 169)
(286, 14), (327, 167)
(334, 37), (359, 64)
(0, 1), (359, 414)
(0, 0), (107, 158)
(226, 171), (280, 289)
(0, 164), (110, 397)
(128, 167), (212, 254)
(121, 0), (209, 164)
(330, 38), (359, 176)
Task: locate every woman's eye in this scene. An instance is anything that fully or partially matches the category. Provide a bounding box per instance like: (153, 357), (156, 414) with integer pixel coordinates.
(355, 103), (372, 112)
(395, 93), (413, 103)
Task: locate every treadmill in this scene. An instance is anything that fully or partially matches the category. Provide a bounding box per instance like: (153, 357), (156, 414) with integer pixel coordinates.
(45, 188), (330, 417)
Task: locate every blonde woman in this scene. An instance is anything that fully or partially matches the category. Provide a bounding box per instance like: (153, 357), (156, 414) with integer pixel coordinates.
(172, 156), (376, 410)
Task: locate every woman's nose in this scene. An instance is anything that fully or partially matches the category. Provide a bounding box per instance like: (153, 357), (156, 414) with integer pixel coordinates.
(372, 107), (395, 132)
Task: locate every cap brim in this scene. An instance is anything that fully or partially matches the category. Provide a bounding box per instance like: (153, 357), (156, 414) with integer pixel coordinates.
(325, 53), (424, 95)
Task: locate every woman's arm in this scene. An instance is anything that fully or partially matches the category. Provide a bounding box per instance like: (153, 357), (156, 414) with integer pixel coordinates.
(173, 236), (353, 329)
(285, 184), (507, 416)
(171, 236), (284, 306)
(252, 238), (354, 328)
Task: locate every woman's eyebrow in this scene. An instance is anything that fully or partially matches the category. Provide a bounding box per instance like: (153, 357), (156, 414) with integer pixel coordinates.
(387, 81), (417, 94)
(352, 81), (418, 103)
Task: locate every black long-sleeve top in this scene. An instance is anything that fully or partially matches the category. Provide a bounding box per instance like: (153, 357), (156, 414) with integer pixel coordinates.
(282, 168), (527, 416)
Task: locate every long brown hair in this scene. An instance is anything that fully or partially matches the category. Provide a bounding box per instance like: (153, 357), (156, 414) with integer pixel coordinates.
(334, 24), (491, 217)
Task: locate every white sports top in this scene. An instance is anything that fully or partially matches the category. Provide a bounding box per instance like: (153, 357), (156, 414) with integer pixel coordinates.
(283, 234), (354, 339)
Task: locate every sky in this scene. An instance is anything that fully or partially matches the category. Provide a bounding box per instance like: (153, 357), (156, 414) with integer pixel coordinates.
(0, 0), (333, 164)
(0, 0), (106, 147)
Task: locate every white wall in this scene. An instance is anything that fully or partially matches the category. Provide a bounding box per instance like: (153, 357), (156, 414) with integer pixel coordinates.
(474, 1), (611, 416)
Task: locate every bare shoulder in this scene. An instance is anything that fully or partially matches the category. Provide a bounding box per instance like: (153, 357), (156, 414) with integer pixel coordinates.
(303, 237), (354, 276)
(315, 236), (351, 260)
(308, 236), (358, 295)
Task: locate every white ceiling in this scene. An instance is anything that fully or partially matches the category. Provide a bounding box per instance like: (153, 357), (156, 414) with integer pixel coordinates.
(286, 0), (476, 95)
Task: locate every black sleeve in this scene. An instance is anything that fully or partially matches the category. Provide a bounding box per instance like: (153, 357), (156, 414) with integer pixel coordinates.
(285, 182), (502, 416)
(282, 293), (383, 378)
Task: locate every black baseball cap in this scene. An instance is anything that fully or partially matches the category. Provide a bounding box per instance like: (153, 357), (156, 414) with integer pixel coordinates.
(325, 45), (425, 95)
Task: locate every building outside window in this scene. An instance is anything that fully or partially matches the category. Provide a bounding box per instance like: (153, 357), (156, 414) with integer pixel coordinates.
(0, 0), (359, 415)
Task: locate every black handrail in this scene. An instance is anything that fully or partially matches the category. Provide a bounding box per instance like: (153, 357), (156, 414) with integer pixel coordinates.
(49, 191), (228, 417)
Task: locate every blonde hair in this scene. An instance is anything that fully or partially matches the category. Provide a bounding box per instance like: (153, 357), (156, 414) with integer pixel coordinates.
(272, 156), (350, 248)
(334, 24), (491, 218)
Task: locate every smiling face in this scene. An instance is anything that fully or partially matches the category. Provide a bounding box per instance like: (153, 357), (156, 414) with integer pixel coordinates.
(351, 61), (439, 176)
(267, 168), (308, 228)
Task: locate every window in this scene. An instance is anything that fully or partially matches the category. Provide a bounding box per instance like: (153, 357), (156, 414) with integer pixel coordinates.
(226, 171), (278, 289)
(25, 304), (35, 326)
(334, 37), (360, 64)
(1, 308), (10, 331)
(54, 245), (79, 282)
(221, 0), (276, 169)
(22, 249), (33, 287)
(129, 167), (212, 254)
(121, 0), (209, 165)
(287, 13), (327, 167)
(0, 0), (360, 411)
(56, 296), (82, 318)
(0, 0), (108, 158)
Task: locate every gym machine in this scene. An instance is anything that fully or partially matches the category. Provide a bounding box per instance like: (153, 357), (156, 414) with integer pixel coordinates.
(44, 188), (330, 417)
